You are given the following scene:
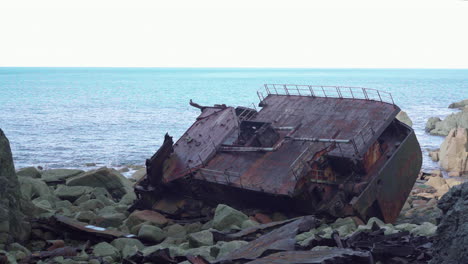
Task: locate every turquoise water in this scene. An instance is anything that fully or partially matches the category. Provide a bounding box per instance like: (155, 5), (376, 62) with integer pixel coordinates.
(0, 67), (467, 173)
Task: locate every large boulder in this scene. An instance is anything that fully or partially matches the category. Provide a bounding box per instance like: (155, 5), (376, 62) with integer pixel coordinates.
(188, 230), (214, 247)
(428, 109), (468, 136)
(212, 204), (248, 231)
(396, 111), (413, 127)
(41, 169), (84, 183)
(19, 177), (56, 202)
(92, 242), (120, 260)
(0, 129), (30, 243)
(54, 185), (94, 202)
(16, 167), (41, 178)
(125, 210), (169, 230)
(131, 168), (146, 182)
(66, 167), (133, 200)
(138, 224), (167, 242)
(430, 182), (468, 264)
(425, 117), (441, 132)
(438, 128), (468, 175)
(110, 238), (144, 251)
(448, 99), (468, 109)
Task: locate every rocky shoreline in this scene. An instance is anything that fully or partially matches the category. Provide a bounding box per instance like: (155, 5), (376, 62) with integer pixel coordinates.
(1, 99), (467, 264)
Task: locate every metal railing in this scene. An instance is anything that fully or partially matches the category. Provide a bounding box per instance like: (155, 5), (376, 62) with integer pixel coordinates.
(258, 84), (395, 105)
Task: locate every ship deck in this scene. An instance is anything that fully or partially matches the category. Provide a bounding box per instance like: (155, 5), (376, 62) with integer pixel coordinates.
(162, 87), (400, 196)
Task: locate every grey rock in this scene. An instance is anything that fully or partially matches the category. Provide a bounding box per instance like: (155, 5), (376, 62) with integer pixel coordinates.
(78, 199), (105, 211)
(201, 220), (213, 230)
(74, 194), (91, 206)
(75, 211), (98, 222)
(138, 224), (167, 242)
(396, 111), (413, 127)
(7, 242), (31, 256)
(428, 150), (439, 162)
(0, 129), (30, 243)
(410, 222), (437, 236)
(19, 176), (55, 202)
(55, 200), (73, 209)
(330, 217), (357, 237)
(430, 182), (468, 264)
(166, 224), (187, 239)
(395, 223), (418, 232)
(212, 204), (248, 231)
(429, 110), (468, 136)
(241, 219), (259, 229)
(425, 117), (441, 132)
(448, 99), (468, 109)
(95, 194), (116, 206)
(111, 238), (144, 251)
(216, 240), (248, 259)
(185, 222), (202, 234)
(32, 199), (54, 212)
(125, 210), (168, 230)
(89, 187), (112, 198)
(438, 128), (468, 174)
(92, 242), (120, 260)
(188, 230), (214, 247)
(41, 169), (84, 182)
(185, 246), (217, 261)
(0, 250), (17, 264)
(121, 245), (139, 258)
(97, 205), (118, 215)
(114, 204), (129, 214)
(54, 185), (94, 202)
(16, 167), (41, 178)
(95, 212), (127, 228)
(119, 192), (136, 205)
(131, 168), (146, 181)
(66, 167), (133, 200)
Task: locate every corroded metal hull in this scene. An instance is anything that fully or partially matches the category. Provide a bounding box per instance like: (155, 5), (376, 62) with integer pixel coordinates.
(133, 85), (422, 223)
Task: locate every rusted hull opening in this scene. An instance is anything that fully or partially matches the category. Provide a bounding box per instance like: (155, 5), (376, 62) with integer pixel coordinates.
(134, 86), (422, 223)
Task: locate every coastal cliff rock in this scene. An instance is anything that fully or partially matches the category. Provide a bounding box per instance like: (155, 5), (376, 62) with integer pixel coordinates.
(0, 129), (30, 243)
(438, 128), (468, 175)
(425, 117), (441, 132)
(427, 107), (468, 136)
(430, 182), (468, 264)
(448, 99), (468, 109)
(396, 111), (413, 127)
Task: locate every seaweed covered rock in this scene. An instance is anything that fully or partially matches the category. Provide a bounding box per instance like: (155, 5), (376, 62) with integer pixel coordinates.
(0, 129), (30, 243)
(430, 182), (468, 264)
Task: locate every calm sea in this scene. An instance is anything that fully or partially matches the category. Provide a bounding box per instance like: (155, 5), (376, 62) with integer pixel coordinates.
(1, 68), (467, 174)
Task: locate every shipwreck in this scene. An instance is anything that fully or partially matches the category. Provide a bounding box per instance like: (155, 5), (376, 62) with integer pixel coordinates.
(134, 84), (422, 223)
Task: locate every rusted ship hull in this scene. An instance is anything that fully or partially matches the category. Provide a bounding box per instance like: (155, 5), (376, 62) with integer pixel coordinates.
(134, 85), (422, 223)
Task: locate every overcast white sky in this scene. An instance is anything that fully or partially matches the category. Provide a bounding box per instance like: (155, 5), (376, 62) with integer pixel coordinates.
(1, 0), (467, 68)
